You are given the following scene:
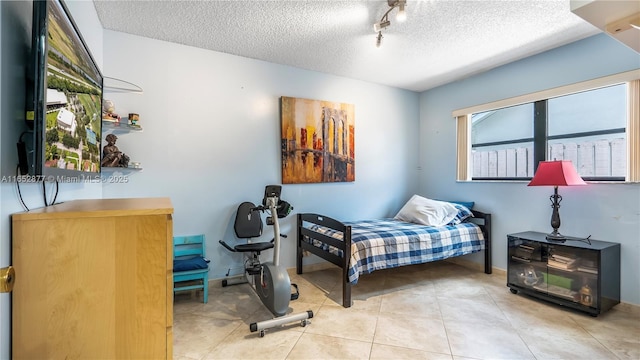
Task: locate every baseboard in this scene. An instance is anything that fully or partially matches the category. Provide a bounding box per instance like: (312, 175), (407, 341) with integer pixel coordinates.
(445, 259), (640, 314)
(615, 301), (640, 315)
(208, 275), (245, 288)
(444, 257), (505, 276)
(288, 261), (335, 275)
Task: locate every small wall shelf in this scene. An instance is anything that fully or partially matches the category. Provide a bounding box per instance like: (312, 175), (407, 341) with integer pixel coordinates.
(101, 79), (144, 173)
(102, 120), (143, 132)
(102, 166), (143, 173)
(103, 76), (143, 94)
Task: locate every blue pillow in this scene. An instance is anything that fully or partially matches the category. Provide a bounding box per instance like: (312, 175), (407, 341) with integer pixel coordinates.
(447, 203), (474, 225)
(445, 200), (474, 210)
(174, 256), (209, 272)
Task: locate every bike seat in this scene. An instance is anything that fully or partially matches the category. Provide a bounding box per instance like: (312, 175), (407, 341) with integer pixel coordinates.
(234, 242), (274, 253)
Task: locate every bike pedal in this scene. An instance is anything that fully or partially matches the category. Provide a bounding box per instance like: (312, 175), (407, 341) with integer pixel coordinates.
(290, 283), (299, 301)
(246, 266), (261, 275)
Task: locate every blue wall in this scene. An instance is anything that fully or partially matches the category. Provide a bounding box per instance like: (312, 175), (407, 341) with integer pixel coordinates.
(419, 33), (640, 305)
(101, 29), (421, 280)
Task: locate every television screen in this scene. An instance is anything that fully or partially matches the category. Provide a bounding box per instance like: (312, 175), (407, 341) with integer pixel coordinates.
(27, 0), (103, 180)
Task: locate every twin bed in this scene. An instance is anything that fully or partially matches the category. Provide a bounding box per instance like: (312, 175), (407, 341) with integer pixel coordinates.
(296, 207), (492, 308)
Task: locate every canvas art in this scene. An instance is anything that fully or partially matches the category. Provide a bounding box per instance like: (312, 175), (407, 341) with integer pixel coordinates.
(281, 96), (355, 184)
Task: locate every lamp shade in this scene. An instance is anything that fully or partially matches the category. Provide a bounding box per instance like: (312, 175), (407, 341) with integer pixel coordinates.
(528, 160), (587, 186)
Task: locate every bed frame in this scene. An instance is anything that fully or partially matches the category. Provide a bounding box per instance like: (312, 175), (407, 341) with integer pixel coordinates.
(296, 210), (492, 308)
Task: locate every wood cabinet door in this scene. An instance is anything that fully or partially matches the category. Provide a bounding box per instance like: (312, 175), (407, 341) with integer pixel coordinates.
(12, 216), (117, 359)
(12, 213), (169, 359)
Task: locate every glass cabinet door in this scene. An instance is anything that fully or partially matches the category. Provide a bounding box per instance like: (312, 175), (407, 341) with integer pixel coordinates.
(547, 244), (599, 308)
(508, 239), (545, 290)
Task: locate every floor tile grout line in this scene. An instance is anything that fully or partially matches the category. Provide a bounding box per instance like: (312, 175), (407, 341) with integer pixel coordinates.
(435, 294), (455, 359)
(570, 316), (625, 360)
(174, 263), (638, 360)
(367, 288), (385, 360)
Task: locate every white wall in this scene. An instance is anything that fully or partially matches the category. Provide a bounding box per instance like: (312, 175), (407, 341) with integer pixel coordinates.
(0, 1), (104, 358)
(102, 30), (420, 279)
(419, 34), (640, 305)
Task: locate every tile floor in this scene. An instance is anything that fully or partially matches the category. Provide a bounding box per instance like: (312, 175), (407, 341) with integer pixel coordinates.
(173, 262), (640, 360)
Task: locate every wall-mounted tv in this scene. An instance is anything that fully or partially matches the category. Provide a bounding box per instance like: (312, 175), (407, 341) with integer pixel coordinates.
(24, 0), (102, 180)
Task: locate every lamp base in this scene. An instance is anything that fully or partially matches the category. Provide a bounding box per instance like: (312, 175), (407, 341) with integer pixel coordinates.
(546, 187), (566, 242)
(546, 231), (567, 242)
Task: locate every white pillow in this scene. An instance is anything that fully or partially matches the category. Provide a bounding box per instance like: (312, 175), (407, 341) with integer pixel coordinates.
(394, 195), (459, 227)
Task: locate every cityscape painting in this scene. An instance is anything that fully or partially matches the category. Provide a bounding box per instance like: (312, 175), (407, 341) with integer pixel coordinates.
(281, 96), (355, 184)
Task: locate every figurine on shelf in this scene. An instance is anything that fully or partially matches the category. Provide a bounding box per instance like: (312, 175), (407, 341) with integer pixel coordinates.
(580, 283), (594, 306)
(101, 134), (129, 168)
(102, 99), (121, 123)
(128, 113), (140, 127)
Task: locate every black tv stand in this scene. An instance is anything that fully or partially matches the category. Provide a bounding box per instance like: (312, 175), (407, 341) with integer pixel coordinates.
(507, 231), (620, 316)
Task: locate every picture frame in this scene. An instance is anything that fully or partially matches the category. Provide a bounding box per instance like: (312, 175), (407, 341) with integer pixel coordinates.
(280, 96), (355, 184)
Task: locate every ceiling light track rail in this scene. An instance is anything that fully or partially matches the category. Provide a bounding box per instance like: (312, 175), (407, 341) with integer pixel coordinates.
(373, 0), (407, 48)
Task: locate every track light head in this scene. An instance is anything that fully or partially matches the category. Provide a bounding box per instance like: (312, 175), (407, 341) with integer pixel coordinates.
(396, 2), (407, 22)
(373, 20), (391, 33)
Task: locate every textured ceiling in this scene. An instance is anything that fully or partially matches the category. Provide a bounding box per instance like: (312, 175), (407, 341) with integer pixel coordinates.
(93, 0), (600, 92)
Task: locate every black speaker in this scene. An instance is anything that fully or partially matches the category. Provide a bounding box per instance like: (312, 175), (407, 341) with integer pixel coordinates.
(17, 141), (29, 175)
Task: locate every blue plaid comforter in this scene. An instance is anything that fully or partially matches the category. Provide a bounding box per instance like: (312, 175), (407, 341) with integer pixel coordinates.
(305, 219), (485, 284)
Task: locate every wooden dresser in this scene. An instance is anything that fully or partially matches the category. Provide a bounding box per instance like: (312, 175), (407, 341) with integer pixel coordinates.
(11, 198), (174, 359)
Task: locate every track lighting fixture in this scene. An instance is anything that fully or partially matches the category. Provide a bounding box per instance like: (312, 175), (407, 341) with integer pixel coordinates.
(373, 0), (408, 47)
(376, 32), (383, 48)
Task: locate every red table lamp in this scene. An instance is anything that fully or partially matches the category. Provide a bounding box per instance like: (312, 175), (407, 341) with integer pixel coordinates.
(528, 160), (586, 241)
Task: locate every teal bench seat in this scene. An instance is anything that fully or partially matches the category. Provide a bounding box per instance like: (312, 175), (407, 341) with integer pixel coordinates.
(173, 234), (209, 303)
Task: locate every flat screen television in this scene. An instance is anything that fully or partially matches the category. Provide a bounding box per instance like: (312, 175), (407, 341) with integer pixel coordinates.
(24, 0), (103, 180)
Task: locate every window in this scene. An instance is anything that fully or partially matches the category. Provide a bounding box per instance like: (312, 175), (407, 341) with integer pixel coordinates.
(548, 85), (627, 179)
(454, 71), (640, 182)
(471, 103), (534, 179)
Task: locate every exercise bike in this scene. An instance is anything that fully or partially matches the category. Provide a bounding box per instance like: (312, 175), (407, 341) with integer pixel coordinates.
(219, 185), (313, 337)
